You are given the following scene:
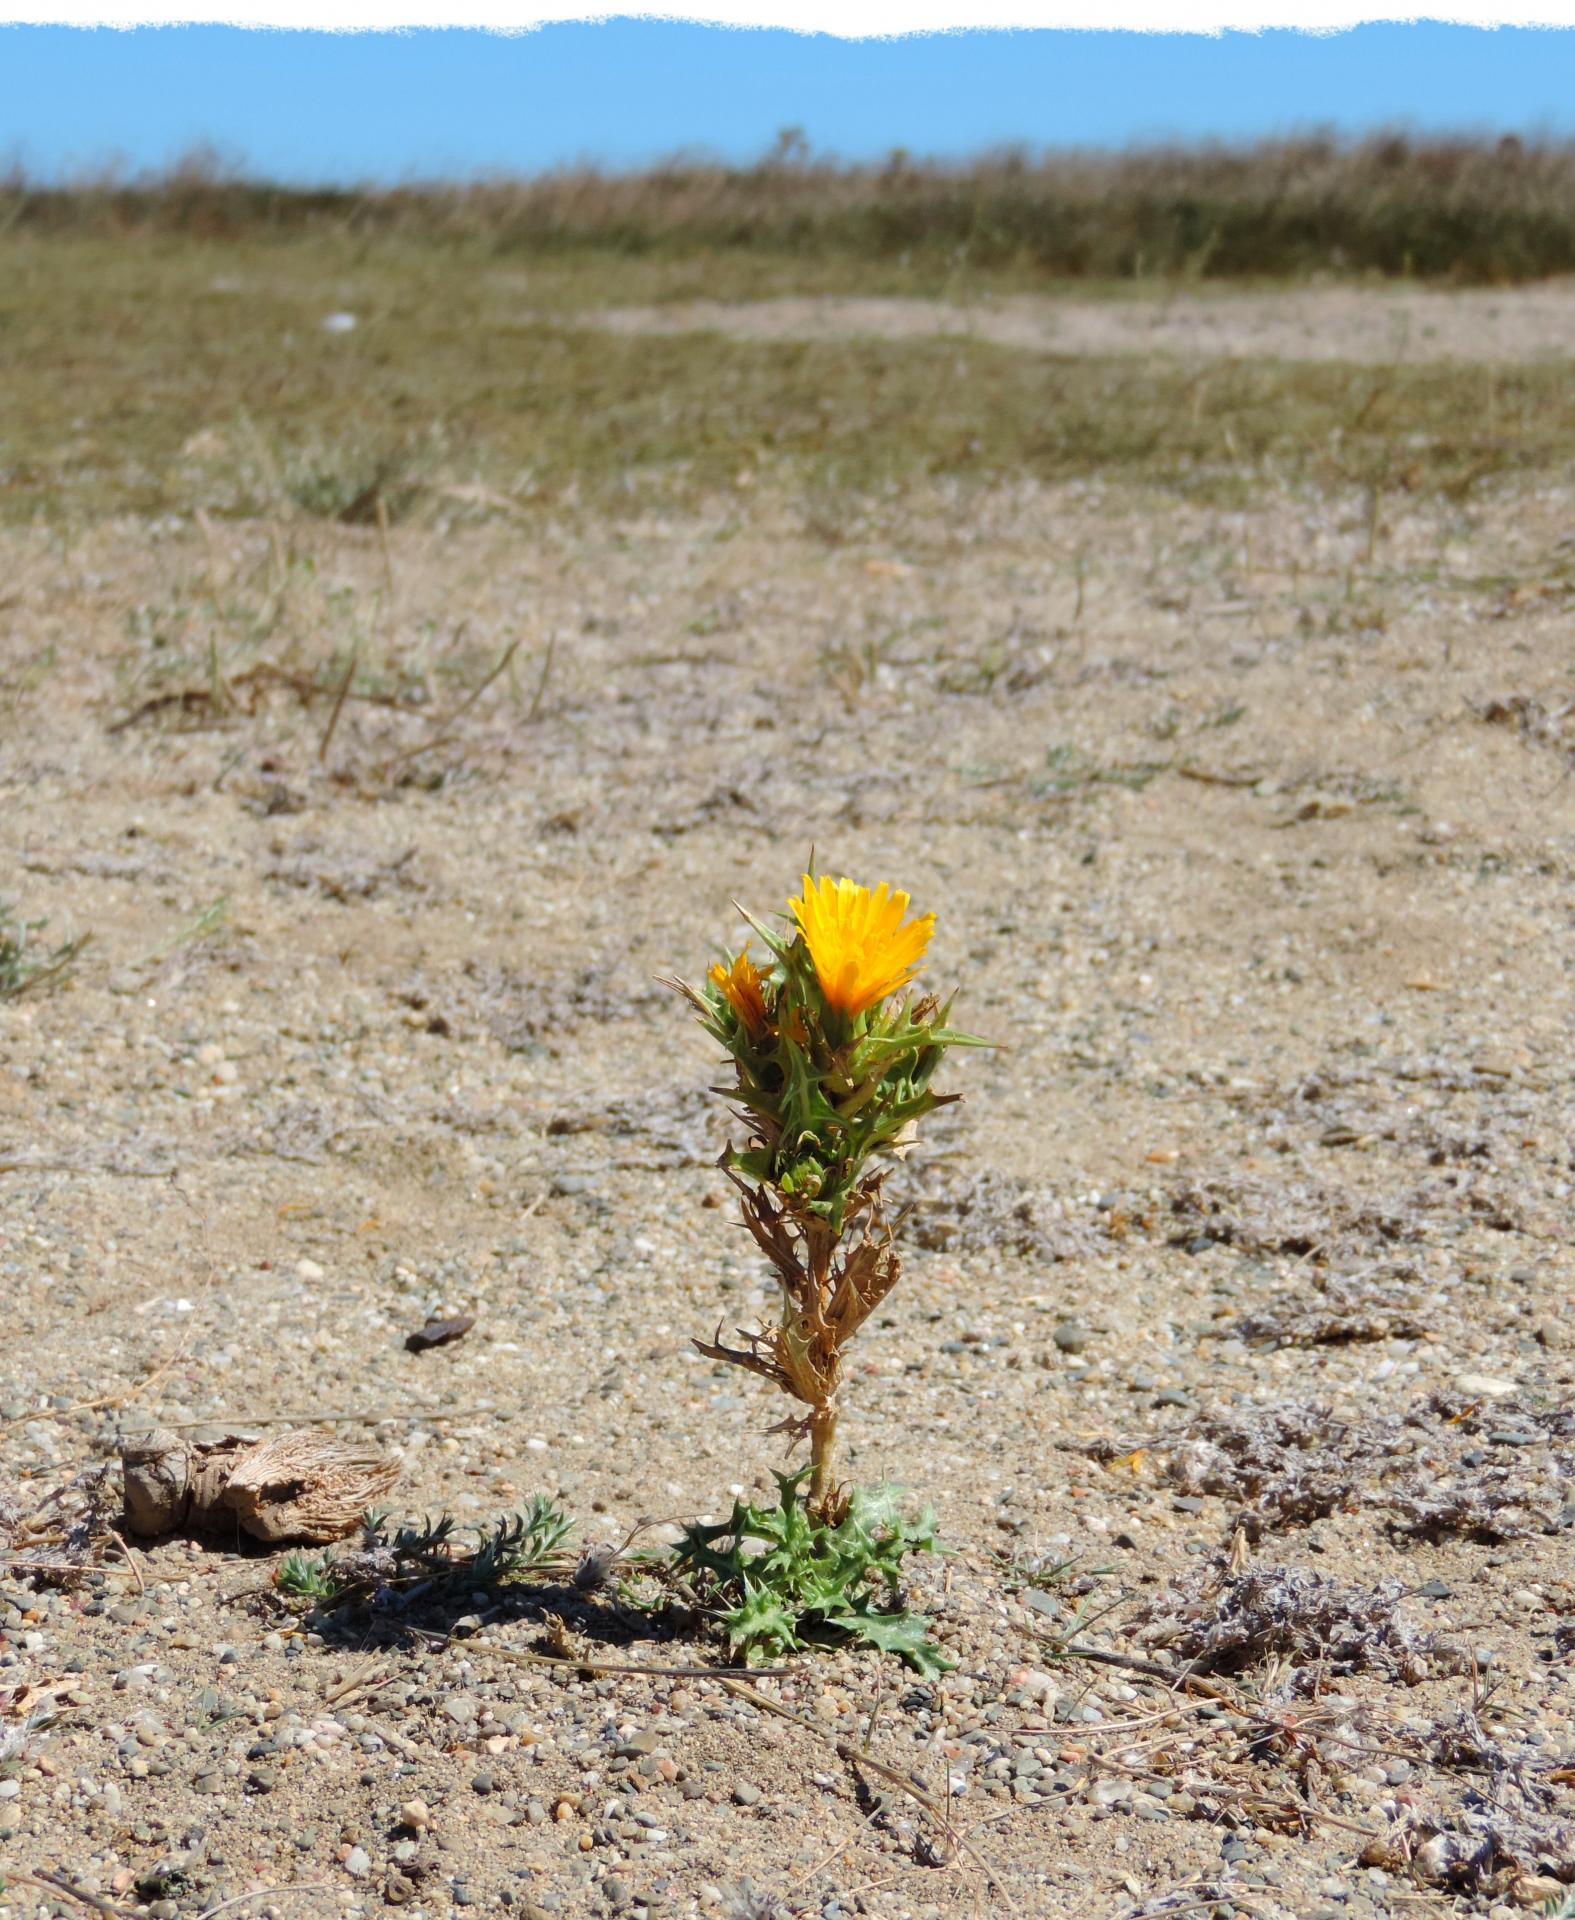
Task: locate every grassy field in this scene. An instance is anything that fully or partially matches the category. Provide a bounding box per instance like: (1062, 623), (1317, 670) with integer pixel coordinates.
(4, 228), (1575, 528)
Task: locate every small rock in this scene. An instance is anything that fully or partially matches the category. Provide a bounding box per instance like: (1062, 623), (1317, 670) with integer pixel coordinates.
(1456, 1372), (1517, 1399)
(344, 1846), (372, 1880)
(732, 1782), (761, 1806)
(1053, 1320), (1091, 1354)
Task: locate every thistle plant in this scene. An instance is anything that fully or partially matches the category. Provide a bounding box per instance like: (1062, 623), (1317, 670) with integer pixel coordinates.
(673, 870), (983, 1520)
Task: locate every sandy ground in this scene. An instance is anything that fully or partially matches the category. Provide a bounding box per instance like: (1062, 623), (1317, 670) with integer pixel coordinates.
(1, 381), (1573, 1920)
(580, 280), (1575, 364)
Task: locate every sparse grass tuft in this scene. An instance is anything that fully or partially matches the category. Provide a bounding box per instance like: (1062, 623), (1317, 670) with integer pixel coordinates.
(0, 905), (90, 1002)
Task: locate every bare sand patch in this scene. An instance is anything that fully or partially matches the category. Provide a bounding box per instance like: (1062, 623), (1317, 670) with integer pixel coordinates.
(582, 279), (1575, 365)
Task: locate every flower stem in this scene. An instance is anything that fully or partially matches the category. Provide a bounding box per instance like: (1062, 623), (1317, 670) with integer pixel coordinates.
(808, 1405), (840, 1516)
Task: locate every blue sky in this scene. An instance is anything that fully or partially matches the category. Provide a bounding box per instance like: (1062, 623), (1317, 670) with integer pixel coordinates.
(3, 24), (1575, 182)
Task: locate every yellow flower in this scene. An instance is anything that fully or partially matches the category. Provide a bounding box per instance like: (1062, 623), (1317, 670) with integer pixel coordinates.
(789, 875), (934, 1019)
(709, 949), (769, 1033)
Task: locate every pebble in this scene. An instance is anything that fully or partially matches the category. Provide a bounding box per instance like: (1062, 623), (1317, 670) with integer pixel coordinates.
(1456, 1372), (1517, 1399)
(1053, 1320), (1092, 1354)
(344, 1846), (371, 1879)
(732, 1782), (761, 1806)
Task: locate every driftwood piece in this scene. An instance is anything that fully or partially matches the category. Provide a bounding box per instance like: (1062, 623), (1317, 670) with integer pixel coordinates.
(223, 1432), (400, 1543)
(121, 1426), (399, 1545)
(405, 1314), (475, 1352)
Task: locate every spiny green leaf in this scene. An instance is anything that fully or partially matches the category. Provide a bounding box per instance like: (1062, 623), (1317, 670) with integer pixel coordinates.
(668, 1475), (948, 1673)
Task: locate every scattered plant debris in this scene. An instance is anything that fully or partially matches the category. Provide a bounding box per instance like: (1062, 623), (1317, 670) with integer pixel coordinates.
(1480, 692), (1575, 764)
(1232, 1270), (1434, 1347)
(273, 1495), (578, 1611)
(1090, 1391), (1573, 1542)
(1136, 1563), (1451, 1692)
(906, 1165), (1109, 1261)
(1149, 1400), (1385, 1534)
(1168, 1176), (1410, 1260)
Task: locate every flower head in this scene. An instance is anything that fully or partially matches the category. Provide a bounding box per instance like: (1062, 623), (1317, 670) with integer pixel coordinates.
(709, 949), (770, 1034)
(789, 875), (934, 1020)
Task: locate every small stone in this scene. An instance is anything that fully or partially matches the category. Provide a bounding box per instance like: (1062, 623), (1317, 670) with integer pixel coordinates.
(345, 1846), (372, 1880)
(1015, 1667), (1059, 1705)
(732, 1782), (761, 1806)
(1455, 1372), (1517, 1399)
(471, 1771), (497, 1795)
(400, 1798), (430, 1830)
(1053, 1320), (1091, 1354)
